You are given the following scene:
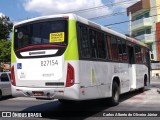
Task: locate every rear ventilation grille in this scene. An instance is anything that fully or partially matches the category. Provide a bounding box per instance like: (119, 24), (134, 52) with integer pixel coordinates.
(45, 82), (64, 86)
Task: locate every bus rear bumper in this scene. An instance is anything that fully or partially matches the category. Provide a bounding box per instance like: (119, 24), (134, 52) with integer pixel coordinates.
(11, 84), (80, 100)
(11, 85), (64, 99)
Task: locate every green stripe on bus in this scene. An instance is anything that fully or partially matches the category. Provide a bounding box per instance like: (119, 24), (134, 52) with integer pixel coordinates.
(92, 69), (95, 84)
(64, 20), (79, 60)
(11, 28), (16, 63)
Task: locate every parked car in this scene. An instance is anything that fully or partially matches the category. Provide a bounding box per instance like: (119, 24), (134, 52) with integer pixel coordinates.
(0, 72), (11, 100)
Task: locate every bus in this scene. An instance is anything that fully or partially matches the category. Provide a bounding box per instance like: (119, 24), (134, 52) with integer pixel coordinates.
(11, 14), (150, 105)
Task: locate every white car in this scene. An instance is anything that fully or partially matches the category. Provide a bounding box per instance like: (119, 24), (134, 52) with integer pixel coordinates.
(0, 72), (11, 100)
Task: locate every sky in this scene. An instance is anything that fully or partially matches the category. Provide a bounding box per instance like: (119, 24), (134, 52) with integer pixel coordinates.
(0, 0), (140, 35)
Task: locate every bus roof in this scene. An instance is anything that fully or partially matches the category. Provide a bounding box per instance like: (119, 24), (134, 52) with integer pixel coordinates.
(14, 13), (149, 49)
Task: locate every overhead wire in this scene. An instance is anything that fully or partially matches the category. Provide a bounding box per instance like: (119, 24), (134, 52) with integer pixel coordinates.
(10, 0), (160, 38)
(10, 0), (140, 22)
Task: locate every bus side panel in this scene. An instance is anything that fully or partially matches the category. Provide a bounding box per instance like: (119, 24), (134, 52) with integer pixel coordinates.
(116, 63), (130, 94)
(79, 61), (130, 100)
(79, 61), (102, 100)
(135, 64), (148, 89)
(108, 63), (130, 96)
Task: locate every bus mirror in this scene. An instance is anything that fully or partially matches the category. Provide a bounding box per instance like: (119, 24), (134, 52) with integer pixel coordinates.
(151, 53), (154, 59)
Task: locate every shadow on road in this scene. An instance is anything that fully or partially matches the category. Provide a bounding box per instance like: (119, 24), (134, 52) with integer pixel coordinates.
(21, 77), (160, 119)
(0, 95), (13, 101)
(22, 99), (109, 119)
(21, 88), (151, 119)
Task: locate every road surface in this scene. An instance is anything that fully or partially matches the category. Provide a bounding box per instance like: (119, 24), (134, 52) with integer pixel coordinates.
(0, 77), (160, 120)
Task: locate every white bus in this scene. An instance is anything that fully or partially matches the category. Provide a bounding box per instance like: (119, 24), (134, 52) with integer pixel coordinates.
(11, 14), (150, 105)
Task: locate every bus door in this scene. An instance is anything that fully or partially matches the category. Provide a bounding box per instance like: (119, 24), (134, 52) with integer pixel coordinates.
(127, 45), (136, 89)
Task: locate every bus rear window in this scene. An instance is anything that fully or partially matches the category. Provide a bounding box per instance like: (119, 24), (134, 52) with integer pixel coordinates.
(14, 20), (68, 50)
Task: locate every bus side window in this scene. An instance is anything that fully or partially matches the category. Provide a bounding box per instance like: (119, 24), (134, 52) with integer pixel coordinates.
(142, 48), (147, 63)
(97, 32), (106, 59)
(79, 25), (91, 58)
(106, 35), (112, 60)
(89, 29), (98, 58)
(111, 36), (119, 61)
(118, 39), (123, 62)
(140, 47), (143, 63)
(122, 41), (128, 62)
(135, 45), (142, 64)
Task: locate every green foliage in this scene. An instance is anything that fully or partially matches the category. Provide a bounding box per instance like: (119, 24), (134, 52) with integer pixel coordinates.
(0, 15), (13, 62)
(0, 15), (13, 39)
(0, 39), (11, 62)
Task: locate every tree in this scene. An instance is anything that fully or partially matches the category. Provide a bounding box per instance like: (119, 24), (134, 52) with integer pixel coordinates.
(0, 14), (13, 63)
(0, 15), (13, 39)
(0, 39), (11, 62)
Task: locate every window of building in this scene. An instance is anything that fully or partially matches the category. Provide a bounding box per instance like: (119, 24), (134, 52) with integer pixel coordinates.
(146, 28), (151, 34)
(144, 12), (150, 18)
(136, 15), (143, 20)
(136, 30), (145, 36)
(135, 11), (150, 21)
(136, 28), (151, 36)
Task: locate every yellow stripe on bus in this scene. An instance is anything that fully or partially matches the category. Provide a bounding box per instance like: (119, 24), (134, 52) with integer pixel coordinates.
(64, 20), (79, 60)
(11, 28), (16, 63)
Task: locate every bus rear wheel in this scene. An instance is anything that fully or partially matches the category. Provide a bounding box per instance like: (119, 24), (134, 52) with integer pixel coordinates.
(110, 82), (120, 106)
(0, 91), (2, 100)
(139, 75), (147, 92)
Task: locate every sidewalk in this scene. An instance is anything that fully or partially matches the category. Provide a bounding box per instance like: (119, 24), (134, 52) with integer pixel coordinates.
(150, 77), (160, 94)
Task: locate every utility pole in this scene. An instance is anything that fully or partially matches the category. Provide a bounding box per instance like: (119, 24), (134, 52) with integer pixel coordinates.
(129, 12), (132, 37)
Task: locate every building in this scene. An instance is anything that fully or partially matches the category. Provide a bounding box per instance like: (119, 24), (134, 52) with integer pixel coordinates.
(127, 0), (160, 61)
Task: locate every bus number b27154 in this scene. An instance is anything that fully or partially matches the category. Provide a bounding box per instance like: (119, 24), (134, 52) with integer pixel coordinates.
(41, 60), (58, 66)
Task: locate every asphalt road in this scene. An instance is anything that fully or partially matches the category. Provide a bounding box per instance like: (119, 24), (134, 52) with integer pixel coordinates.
(0, 77), (160, 120)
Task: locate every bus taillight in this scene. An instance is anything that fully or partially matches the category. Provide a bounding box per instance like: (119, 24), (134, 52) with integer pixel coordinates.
(66, 63), (75, 87)
(11, 66), (16, 86)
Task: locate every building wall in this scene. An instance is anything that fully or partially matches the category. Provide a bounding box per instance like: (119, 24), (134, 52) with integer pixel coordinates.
(127, 0), (160, 61)
(142, 0), (150, 9)
(127, 0), (150, 16)
(151, 0), (160, 61)
(155, 0), (160, 22)
(156, 22), (160, 61)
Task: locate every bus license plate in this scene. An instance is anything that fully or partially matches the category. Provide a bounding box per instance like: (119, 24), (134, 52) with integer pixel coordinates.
(32, 91), (44, 96)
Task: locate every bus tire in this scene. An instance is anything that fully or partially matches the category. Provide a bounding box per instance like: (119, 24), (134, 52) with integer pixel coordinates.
(144, 75), (147, 86)
(0, 90), (2, 100)
(110, 82), (120, 106)
(139, 75), (147, 93)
